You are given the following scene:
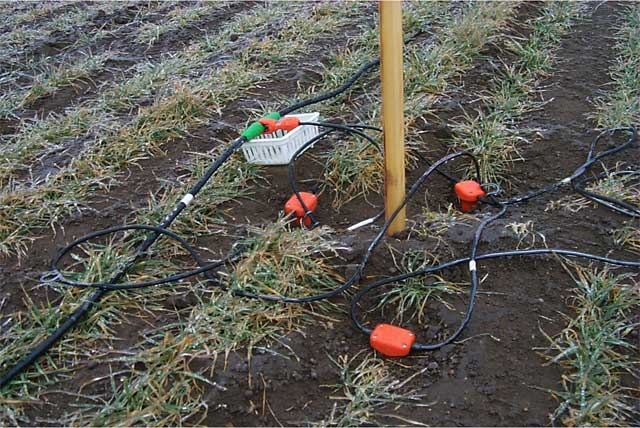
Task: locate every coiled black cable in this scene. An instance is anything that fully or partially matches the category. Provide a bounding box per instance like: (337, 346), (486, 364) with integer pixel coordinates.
(40, 224), (237, 290)
(573, 170), (640, 217)
(0, 54), (386, 389)
(350, 126), (639, 350)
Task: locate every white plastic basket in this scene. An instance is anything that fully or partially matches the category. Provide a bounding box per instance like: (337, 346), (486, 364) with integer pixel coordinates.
(241, 112), (320, 165)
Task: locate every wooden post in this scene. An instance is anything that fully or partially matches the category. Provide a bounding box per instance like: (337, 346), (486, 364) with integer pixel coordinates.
(379, 0), (406, 236)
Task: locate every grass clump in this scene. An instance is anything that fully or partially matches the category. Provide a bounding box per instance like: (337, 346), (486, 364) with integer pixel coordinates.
(0, 108), (96, 186)
(613, 225), (640, 254)
(416, 204), (478, 254)
(2, 3), (63, 30)
(417, 204), (477, 240)
(21, 51), (115, 108)
(377, 250), (465, 325)
(318, 353), (422, 427)
(231, 220), (342, 299)
(0, 2), (146, 80)
(593, 5), (640, 128)
(136, 2), (235, 46)
(74, 332), (211, 426)
(37, 50), (111, 99)
(451, 107), (527, 183)
(78, 295), (287, 426)
(505, 220), (547, 249)
(542, 267), (639, 426)
(548, 7), (640, 219)
(323, 134), (384, 209)
(0, 84), (213, 255)
(403, 0), (514, 113)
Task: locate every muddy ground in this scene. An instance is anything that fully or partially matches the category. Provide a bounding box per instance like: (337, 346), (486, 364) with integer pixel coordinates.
(1, 1), (638, 426)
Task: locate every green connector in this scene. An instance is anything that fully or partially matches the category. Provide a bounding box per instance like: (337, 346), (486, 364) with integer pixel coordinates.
(241, 112), (281, 140)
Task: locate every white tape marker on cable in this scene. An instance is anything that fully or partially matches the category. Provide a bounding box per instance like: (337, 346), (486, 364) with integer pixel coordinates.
(469, 260), (477, 272)
(180, 193), (194, 206)
(347, 217), (375, 231)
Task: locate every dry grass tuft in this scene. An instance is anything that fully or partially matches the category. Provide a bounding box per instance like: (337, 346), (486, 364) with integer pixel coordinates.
(542, 267), (639, 426)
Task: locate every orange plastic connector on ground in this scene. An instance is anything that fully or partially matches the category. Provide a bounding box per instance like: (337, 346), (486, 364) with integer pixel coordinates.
(454, 180), (486, 212)
(284, 192), (318, 226)
(258, 117), (301, 134)
(369, 323), (416, 357)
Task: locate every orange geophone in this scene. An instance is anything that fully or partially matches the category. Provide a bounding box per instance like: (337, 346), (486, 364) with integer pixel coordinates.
(284, 192), (318, 226)
(454, 180), (486, 212)
(369, 323), (416, 357)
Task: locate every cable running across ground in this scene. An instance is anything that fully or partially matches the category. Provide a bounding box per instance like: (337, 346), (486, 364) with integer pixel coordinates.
(1, 57), (638, 388)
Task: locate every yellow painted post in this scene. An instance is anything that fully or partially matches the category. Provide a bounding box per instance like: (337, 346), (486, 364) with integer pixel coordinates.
(379, 0), (406, 235)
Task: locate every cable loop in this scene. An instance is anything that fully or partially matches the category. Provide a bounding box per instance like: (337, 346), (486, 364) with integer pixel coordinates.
(481, 182), (502, 197)
(477, 194), (501, 207)
(40, 271), (62, 283)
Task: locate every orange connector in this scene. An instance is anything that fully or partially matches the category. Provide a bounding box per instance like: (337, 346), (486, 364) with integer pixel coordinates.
(258, 117), (300, 134)
(370, 324), (415, 357)
(454, 180), (486, 212)
(284, 192), (318, 226)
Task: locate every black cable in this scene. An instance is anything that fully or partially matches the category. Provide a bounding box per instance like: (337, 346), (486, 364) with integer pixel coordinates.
(299, 121), (382, 152)
(299, 121), (463, 186)
(284, 120), (457, 229)
(340, 122), (464, 184)
(287, 129), (334, 228)
(0, 136), (247, 389)
(413, 149), (462, 184)
(277, 25), (452, 118)
(0, 58), (385, 388)
(350, 247), (640, 337)
(349, 126), (639, 351)
(573, 170), (640, 217)
(3, 42), (639, 391)
(503, 127), (638, 206)
(279, 59), (380, 116)
(287, 122), (383, 228)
